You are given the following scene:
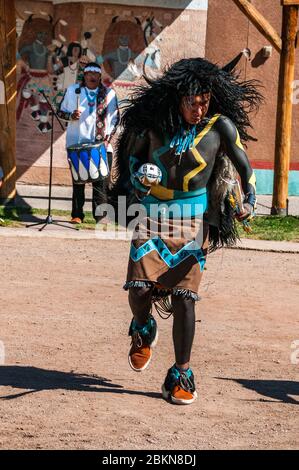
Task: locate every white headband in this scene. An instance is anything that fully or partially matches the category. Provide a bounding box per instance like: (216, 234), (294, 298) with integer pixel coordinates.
(84, 65), (101, 73)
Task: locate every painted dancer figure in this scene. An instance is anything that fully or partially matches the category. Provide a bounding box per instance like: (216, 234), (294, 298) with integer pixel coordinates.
(53, 42), (83, 93)
(110, 58), (262, 405)
(18, 31), (54, 133)
(58, 62), (119, 224)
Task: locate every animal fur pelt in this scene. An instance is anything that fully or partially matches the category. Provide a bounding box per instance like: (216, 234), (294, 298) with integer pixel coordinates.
(206, 153), (240, 252)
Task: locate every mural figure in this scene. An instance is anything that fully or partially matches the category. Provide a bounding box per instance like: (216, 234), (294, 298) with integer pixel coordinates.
(52, 37), (97, 109)
(17, 15), (56, 133)
(102, 34), (142, 81)
(100, 17), (143, 83)
(53, 42), (83, 92)
(100, 15), (163, 87)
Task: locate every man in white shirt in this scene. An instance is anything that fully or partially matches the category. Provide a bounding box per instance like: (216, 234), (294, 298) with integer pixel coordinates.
(58, 62), (119, 223)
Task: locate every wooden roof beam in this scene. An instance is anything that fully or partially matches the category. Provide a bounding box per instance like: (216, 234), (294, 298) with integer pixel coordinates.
(232, 0), (282, 53)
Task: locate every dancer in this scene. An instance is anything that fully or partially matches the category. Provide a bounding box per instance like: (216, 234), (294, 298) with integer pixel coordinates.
(110, 57), (262, 405)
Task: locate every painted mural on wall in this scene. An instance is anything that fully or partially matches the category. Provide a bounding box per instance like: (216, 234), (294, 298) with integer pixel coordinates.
(99, 16), (163, 85)
(17, 15), (55, 133)
(16, 13), (95, 133)
(16, 9), (164, 134)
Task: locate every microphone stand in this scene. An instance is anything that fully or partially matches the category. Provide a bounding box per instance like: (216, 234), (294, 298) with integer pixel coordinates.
(26, 89), (78, 231)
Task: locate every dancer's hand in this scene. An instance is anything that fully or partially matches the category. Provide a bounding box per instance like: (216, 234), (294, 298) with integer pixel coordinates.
(236, 202), (253, 221)
(71, 110), (81, 120)
(134, 187), (151, 201)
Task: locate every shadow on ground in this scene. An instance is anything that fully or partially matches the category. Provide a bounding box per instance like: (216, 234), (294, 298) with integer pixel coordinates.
(1, 197), (39, 223)
(0, 366), (161, 400)
(0, 195), (76, 227)
(218, 377), (299, 405)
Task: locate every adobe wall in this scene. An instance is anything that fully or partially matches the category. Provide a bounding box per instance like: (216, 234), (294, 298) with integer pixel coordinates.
(205, 0), (299, 195)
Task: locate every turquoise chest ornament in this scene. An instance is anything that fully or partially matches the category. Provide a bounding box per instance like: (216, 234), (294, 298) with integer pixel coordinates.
(170, 125), (197, 164)
(84, 88), (98, 114)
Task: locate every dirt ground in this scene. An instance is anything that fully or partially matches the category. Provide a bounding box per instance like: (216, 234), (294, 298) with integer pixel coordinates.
(0, 235), (298, 450)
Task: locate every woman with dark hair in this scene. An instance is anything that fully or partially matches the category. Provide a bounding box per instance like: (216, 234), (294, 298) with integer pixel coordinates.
(54, 42), (83, 91)
(110, 57), (262, 405)
(66, 42), (83, 59)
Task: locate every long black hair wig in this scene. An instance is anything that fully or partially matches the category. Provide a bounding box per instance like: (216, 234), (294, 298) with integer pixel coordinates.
(113, 57), (262, 194)
(110, 57), (263, 248)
